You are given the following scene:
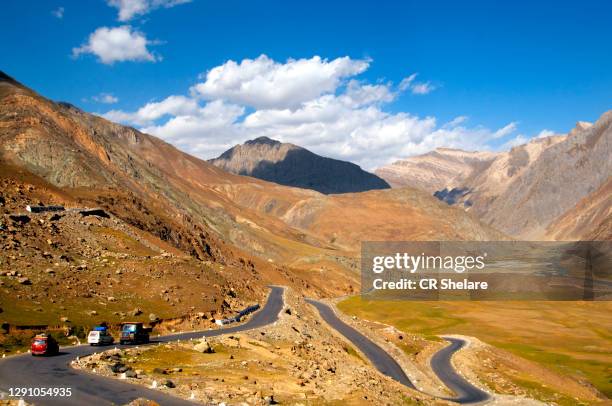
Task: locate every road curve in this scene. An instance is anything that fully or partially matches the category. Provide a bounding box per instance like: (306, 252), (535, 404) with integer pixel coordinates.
(305, 299), (416, 389)
(307, 300), (490, 404)
(430, 337), (490, 404)
(0, 286), (285, 406)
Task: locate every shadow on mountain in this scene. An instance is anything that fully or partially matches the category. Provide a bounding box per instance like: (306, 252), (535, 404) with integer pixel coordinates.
(433, 187), (472, 206)
(243, 148), (390, 194)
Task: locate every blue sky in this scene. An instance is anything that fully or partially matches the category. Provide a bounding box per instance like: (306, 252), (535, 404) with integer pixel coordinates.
(2, 1), (611, 168)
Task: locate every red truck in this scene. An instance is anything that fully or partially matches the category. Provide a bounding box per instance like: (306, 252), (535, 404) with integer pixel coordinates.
(119, 322), (151, 345)
(31, 334), (59, 356)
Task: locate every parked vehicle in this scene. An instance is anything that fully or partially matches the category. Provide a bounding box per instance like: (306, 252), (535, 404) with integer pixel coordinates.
(119, 322), (151, 345)
(88, 326), (115, 346)
(31, 334), (59, 356)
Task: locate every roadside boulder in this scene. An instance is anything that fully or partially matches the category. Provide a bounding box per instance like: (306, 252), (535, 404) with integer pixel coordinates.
(162, 379), (175, 388)
(130, 308), (142, 317)
(194, 338), (214, 353)
(149, 313), (159, 322)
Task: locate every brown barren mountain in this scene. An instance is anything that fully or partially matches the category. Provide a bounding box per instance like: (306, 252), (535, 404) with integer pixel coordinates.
(0, 69), (504, 318)
(210, 136), (390, 194)
(545, 177), (612, 240)
(377, 116), (611, 240)
(375, 147), (497, 193)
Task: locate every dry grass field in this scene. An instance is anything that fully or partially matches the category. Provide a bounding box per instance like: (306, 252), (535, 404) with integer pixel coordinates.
(338, 297), (612, 400)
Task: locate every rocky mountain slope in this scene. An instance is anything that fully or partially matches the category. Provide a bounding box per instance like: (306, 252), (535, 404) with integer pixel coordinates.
(468, 117), (610, 239)
(376, 117), (611, 240)
(0, 70), (505, 308)
(210, 136), (390, 194)
(545, 177), (612, 241)
(375, 148), (497, 193)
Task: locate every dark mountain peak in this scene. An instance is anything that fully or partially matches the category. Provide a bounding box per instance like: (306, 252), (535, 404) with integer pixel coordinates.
(210, 138), (390, 194)
(244, 136), (283, 147)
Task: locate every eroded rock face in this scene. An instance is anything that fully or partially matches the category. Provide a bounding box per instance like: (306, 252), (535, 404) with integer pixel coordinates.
(210, 137), (390, 194)
(376, 148), (498, 193)
(376, 114), (612, 240)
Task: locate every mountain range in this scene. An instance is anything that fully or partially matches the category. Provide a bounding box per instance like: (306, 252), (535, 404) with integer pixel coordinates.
(209, 136), (390, 194)
(0, 70), (504, 315)
(376, 118), (612, 240)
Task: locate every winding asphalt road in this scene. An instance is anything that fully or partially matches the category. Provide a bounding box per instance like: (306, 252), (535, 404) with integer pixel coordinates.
(306, 299), (416, 389)
(0, 286), (285, 406)
(307, 299), (490, 404)
(431, 337), (490, 404)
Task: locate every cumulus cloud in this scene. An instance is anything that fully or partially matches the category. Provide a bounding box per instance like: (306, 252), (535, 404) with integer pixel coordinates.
(51, 7), (64, 18)
(103, 95), (198, 125)
(108, 0), (191, 21)
(72, 26), (159, 64)
(191, 55), (370, 109)
(102, 55), (519, 169)
(92, 93), (119, 104)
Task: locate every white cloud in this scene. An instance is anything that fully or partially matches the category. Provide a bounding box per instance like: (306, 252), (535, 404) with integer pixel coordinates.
(73, 26), (159, 64)
(410, 81), (435, 95)
(398, 73), (437, 95)
(51, 7), (64, 18)
(492, 122), (518, 138)
(340, 80), (396, 108)
(500, 134), (529, 150)
(102, 55), (518, 170)
(103, 95), (198, 125)
(108, 0), (191, 21)
(191, 55), (370, 109)
(536, 129), (555, 138)
(92, 93), (119, 104)
(141, 101), (245, 156)
(444, 116), (468, 128)
(398, 73), (417, 91)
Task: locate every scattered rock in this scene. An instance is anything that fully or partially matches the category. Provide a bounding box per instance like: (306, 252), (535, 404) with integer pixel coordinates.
(264, 395), (278, 405)
(194, 338), (214, 353)
(110, 363), (130, 374)
(149, 313), (159, 322)
(162, 379), (175, 388)
(18, 277), (31, 285)
(130, 308), (143, 317)
(125, 369), (138, 378)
